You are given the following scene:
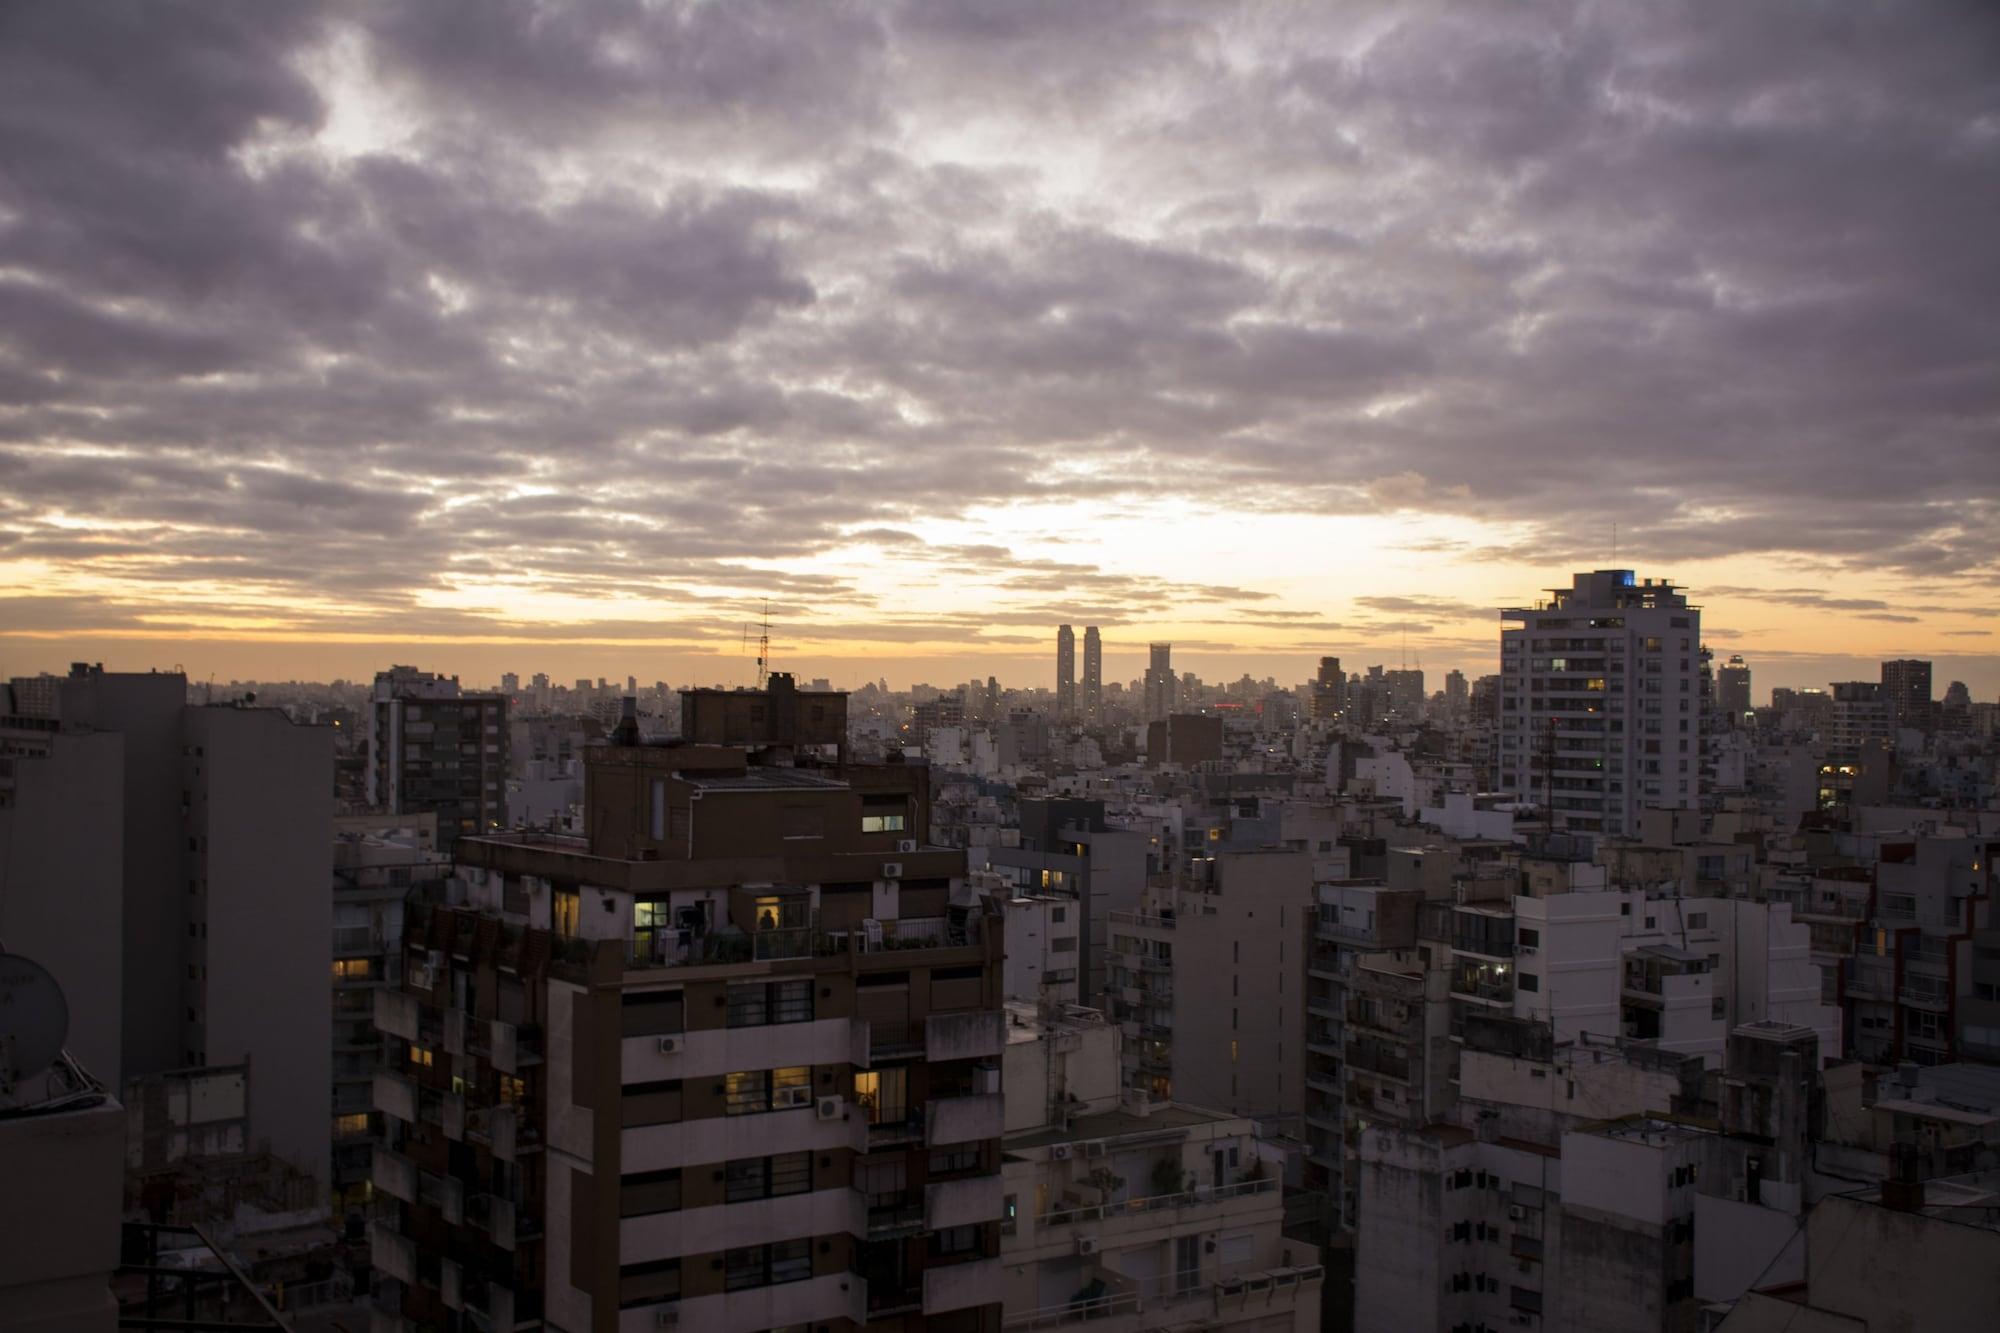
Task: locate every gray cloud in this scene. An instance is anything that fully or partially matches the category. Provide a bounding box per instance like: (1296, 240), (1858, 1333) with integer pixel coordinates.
(1, 0), (1995, 658)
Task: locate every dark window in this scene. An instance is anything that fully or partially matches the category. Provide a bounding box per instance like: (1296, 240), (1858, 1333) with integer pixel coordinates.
(726, 1152), (812, 1202)
(730, 978), (814, 1028)
(724, 1239), (812, 1292)
(620, 1168), (681, 1217)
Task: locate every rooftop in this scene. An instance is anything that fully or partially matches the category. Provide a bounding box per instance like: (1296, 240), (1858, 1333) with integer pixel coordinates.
(1007, 1101), (1238, 1152)
(681, 768), (849, 792)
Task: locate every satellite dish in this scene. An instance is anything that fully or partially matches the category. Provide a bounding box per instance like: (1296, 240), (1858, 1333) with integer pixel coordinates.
(0, 954), (70, 1088)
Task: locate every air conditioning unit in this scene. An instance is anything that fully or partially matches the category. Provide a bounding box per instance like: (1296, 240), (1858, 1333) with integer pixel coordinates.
(775, 1085), (813, 1109)
(656, 1036), (682, 1055)
(975, 1065), (1001, 1095)
(1075, 1236), (1098, 1256)
(882, 862), (904, 879)
(816, 1096), (843, 1121)
(1083, 1141), (1106, 1159)
(896, 838), (918, 854)
(1508, 1204), (1527, 1220)
(1051, 1144), (1073, 1161)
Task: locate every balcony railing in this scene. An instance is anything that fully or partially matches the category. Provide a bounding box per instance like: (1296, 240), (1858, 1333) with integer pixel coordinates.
(869, 1023), (926, 1061)
(1036, 1176), (1277, 1228)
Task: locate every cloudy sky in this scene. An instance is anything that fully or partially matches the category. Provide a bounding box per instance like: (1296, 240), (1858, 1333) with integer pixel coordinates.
(3, 1), (1996, 696)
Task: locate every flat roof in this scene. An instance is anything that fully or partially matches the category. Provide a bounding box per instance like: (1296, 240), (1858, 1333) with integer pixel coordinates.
(684, 769), (850, 792)
(1007, 1102), (1237, 1151)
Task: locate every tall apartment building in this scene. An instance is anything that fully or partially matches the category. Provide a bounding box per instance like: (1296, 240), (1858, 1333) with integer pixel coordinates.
(1103, 849), (1313, 1118)
(1082, 626), (1102, 724)
(372, 681), (1007, 1332)
(3, 666), (333, 1189)
(1717, 655), (1752, 721)
(1879, 658), (1933, 729)
(1444, 669), (1468, 717)
(1143, 644), (1175, 722)
(981, 799), (1148, 1008)
(1056, 625), (1076, 720)
(367, 666), (509, 845)
(331, 813), (449, 1217)
(1313, 657), (1344, 721)
(1828, 681), (1890, 752)
(1499, 570), (1702, 838)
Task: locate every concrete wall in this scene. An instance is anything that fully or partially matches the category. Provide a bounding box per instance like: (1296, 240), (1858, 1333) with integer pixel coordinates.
(1353, 1127), (1444, 1333)
(54, 670), (187, 1080)
(0, 730), (124, 1086)
(1515, 890), (1622, 1045)
(1173, 850), (1310, 1117)
(1693, 1192), (1802, 1304)
(190, 707), (334, 1190)
(0, 1098), (124, 1333)
(1795, 1192), (2000, 1333)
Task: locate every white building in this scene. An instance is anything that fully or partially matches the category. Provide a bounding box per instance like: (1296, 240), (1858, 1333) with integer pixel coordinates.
(1500, 570), (1702, 839)
(999, 1002), (1323, 1332)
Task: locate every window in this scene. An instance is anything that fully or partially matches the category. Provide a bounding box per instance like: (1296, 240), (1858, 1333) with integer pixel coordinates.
(617, 1257), (681, 1309)
(726, 1152), (812, 1202)
(724, 1056), (808, 1112)
(931, 1145), (980, 1175)
(931, 1224), (979, 1257)
(1517, 927), (1540, 949)
(332, 958), (372, 982)
(408, 1044), (434, 1068)
(854, 1068), (907, 1124)
(729, 979), (814, 1028)
(620, 1168), (681, 1217)
(1687, 912), (1707, 929)
(725, 1240), (812, 1292)
(1518, 972), (1540, 993)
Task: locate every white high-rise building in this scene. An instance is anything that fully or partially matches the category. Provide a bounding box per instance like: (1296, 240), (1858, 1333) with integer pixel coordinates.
(1499, 570), (1701, 838)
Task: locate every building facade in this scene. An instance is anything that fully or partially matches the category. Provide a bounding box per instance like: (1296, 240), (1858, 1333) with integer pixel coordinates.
(1500, 571), (1703, 839)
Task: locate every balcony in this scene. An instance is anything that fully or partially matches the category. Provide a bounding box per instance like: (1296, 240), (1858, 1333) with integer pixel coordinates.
(923, 1257), (1001, 1315)
(927, 1010), (1004, 1063)
(1345, 1041), (1410, 1082)
(1898, 981), (1953, 1012)
(868, 1112), (925, 1148)
(369, 1221), (416, 1285)
(869, 1022), (925, 1062)
(926, 1174), (1004, 1231)
(1001, 1260), (1320, 1332)
(864, 1193), (927, 1238)
(371, 1147), (416, 1204)
(374, 989), (418, 1043)
(465, 1193), (516, 1250)
(1036, 1177), (1278, 1230)
(372, 1071), (416, 1124)
(928, 1093), (1003, 1148)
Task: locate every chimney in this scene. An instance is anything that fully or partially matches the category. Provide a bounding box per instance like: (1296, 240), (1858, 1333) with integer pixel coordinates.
(611, 696), (641, 747)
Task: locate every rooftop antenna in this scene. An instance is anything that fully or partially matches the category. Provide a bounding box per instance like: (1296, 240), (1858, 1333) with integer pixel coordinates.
(742, 601), (772, 690)
(1612, 522), (1619, 565)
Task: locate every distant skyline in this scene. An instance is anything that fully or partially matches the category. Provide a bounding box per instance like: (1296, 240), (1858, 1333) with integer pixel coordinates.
(3, 4), (1995, 694)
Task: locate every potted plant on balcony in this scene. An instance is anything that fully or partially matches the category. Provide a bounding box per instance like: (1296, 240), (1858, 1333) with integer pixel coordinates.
(1085, 1166), (1125, 1211)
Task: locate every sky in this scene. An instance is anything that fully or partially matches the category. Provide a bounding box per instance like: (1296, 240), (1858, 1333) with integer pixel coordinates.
(2, 1), (1997, 699)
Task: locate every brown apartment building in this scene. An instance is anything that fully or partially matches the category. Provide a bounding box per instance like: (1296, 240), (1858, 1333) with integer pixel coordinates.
(369, 678), (1007, 1333)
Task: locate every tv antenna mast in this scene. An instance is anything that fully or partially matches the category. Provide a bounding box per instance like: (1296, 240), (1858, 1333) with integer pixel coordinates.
(742, 601), (772, 689)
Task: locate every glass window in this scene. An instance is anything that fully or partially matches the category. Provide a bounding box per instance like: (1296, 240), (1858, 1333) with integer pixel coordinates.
(725, 1070), (770, 1115)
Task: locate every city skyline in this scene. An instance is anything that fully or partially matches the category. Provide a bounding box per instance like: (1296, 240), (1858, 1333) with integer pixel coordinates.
(2, 3), (1996, 692)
